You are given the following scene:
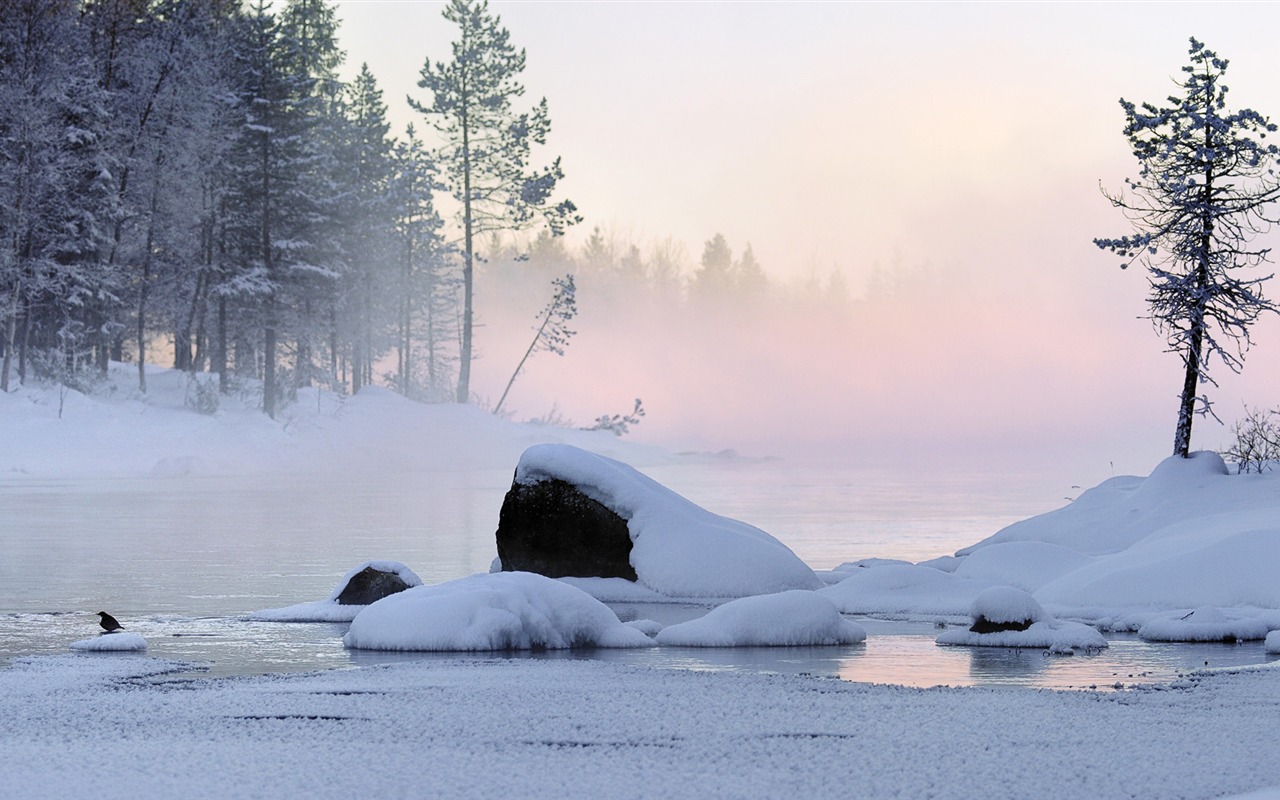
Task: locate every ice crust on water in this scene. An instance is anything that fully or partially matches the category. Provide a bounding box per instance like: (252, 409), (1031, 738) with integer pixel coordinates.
(342, 571), (655, 651)
(514, 444), (822, 598)
(654, 590), (867, 647)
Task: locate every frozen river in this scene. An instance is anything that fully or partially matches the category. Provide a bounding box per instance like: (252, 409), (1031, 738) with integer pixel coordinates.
(1, 460), (1274, 687)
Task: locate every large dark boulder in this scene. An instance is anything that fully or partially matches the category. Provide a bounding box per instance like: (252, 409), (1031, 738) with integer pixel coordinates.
(495, 478), (638, 581)
(335, 566), (416, 605)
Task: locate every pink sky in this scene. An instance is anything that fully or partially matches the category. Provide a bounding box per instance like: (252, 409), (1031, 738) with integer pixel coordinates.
(335, 1), (1280, 484)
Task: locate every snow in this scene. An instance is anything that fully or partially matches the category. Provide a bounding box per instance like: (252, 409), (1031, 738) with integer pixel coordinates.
(247, 560), (423, 622)
(5, 654), (1280, 800)
(934, 587), (1106, 652)
(1138, 607), (1270, 642)
(513, 444), (821, 598)
(0, 363), (673, 479)
(1267, 631), (1280, 654)
(342, 571), (655, 651)
(821, 452), (1280, 637)
(654, 590), (867, 647)
(68, 632), (148, 652)
(968, 585), (1046, 625)
(818, 563), (990, 619)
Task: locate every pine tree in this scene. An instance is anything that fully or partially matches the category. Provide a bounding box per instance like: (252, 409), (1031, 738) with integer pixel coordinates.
(411, 0), (578, 404)
(691, 232), (733, 302)
(1096, 38), (1280, 457)
(389, 123), (453, 401)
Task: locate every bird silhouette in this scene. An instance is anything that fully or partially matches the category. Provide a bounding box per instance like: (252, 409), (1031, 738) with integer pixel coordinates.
(97, 612), (122, 633)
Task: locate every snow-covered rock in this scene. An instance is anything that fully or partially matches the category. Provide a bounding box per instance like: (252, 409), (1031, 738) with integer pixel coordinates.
(1267, 630), (1280, 654)
(248, 560), (423, 622)
(936, 586), (1106, 653)
(966, 586), (1044, 632)
(342, 571), (655, 651)
(500, 444), (821, 598)
(69, 632), (148, 652)
(654, 590), (867, 647)
(1137, 607), (1270, 643)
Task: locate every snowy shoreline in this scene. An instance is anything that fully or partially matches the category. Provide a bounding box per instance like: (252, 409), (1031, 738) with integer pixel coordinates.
(2, 653), (1279, 800)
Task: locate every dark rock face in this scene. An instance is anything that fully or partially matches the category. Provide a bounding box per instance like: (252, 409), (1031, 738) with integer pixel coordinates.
(336, 566), (415, 605)
(968, 615), (1034, 634)
(495, 478), (637, 581)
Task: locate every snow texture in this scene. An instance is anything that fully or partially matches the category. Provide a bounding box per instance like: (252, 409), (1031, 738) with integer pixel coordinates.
(247, 560), (423, 622)
(969, 586), (1046, 625)
(654, 590), (867, 647)
(818, 563), (990, 619)
(513, 444), (821, 598)
(5, 654), (1280, 800)
(68, 632), (148, 652)
(1138, 607), (1270, 642)
(342, 571), (655, 651)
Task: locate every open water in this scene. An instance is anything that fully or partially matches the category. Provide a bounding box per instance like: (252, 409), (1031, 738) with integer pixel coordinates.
(1, 460), (1275, 689)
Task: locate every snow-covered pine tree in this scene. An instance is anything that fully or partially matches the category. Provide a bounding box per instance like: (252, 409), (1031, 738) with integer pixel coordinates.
(0, 0), (89, 391)
(389, 123), (453, 402)
(1095, 38), (1280, 458)
(336, 63), (395, 395)
(411, 0), (579, 405)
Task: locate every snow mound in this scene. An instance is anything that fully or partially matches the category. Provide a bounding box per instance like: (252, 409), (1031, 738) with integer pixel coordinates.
(970, 586), (1046, 625)
(1267, 631), (1280, 654)
(69, 632), (148, 652)
(1137, 607), (1270, 643)
(556, 576), (670, 603)
(953, 541), (1094, 593)
(819, 563), (993, 618)
(248, 560), (422, 622)
(342, 571), (655, 651)
(514, 444), (821, 598)
(655, 590), (867, 647)
(624, 619), (664, 637)
(938, 587), (1105, 652)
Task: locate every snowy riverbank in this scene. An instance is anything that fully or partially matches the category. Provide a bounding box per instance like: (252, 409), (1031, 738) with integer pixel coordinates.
(2, 654), (1279, 800)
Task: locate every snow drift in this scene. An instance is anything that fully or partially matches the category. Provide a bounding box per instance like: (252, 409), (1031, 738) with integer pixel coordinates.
(654, 590), (867, 647)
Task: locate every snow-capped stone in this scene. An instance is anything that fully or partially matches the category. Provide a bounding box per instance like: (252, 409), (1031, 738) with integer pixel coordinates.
(342, 571), (655, 651)
(498, 444), (821, 598)
(247, 560), (423, 622)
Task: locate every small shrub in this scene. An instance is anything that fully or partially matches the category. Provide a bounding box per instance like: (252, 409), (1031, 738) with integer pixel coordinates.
(1221, 406), (1280, 474)
(584, 398), (645, 437)
(184, 373), (221, 416)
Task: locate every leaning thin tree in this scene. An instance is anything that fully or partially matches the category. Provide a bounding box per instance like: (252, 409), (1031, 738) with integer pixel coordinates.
(1095, 38), (1280, 458)
(411, 0), (578, 405)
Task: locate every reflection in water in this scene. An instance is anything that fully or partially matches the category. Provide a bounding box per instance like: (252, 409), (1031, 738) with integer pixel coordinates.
(2, 470), (1277, 690)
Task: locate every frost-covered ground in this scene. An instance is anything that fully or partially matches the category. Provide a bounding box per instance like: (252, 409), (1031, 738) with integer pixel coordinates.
(2, 654), (1279, 800)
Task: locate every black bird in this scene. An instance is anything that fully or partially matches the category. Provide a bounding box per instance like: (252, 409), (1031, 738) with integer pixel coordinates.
(97, 611), (122, 633)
